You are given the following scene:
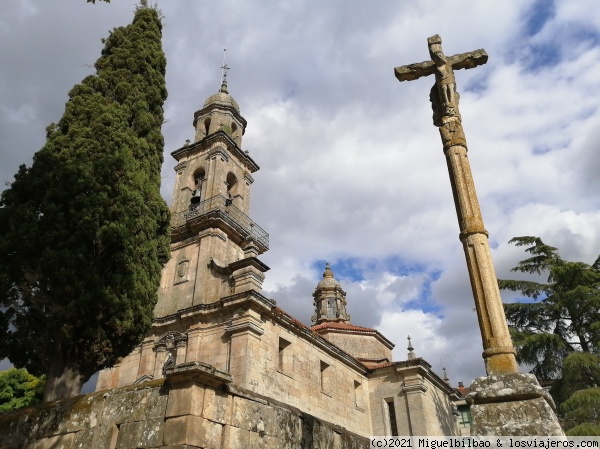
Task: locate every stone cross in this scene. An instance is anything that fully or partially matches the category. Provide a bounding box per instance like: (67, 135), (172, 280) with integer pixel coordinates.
(395, 35), (519, 375)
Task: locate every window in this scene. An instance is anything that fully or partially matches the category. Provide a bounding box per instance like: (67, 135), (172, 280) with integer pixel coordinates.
(354, 380), (365, 410)
(326, 297), (335, 318)
(225, 172), (238, 205)
(190, 168), (205, 206)
(320, 361), (332, 395)
(458, 406), (472, 428)
(386, 399), (399, 436)
(278, 337), (292, 375)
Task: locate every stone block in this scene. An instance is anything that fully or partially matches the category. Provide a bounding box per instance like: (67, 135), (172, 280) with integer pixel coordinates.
(100, 386), (168, 426)
(202, 388), (232, 424)
(72, 426), (118, 449)
(231, 396), (276, 435)
(469, 373), (564, 436)
(164, 415), (223, 448)
(116, 418), (164, 449)
(166, 382), (205, 417)
(248, 431), (280, 449)
(29, 433), (74, 449)
(471, 397), (563, 436)
(272, 407), (302, 443)
(221, 425), (250, 448)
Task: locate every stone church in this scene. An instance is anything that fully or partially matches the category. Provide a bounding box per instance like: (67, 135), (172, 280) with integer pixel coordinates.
(0, 81), (459, 449)
(0, 79), (462, 448)
(93, 79), (459, 441)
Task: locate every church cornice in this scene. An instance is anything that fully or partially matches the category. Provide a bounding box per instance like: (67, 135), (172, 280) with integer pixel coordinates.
(152, 290), (276, 325)
(193, 102), (247, 130)
(171, 131), (259, 173)
(311, 323), (395, 350)
(366, 358), (456, 394)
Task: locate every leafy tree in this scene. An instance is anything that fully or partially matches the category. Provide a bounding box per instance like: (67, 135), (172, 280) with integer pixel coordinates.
(0, 368), (45, 413)
(0, 5), (170, 402)
(499, 236), (600, 434)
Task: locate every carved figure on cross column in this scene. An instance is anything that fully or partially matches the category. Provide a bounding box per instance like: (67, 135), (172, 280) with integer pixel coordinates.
(428, 34), (459, 120)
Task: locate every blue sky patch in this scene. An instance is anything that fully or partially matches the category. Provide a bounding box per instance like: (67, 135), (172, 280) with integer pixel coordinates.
(311, 256), (429, 282)
(524, 0), (555, 37)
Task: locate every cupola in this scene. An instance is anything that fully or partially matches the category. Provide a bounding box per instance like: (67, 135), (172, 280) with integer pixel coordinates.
(311, 263), (351, 324)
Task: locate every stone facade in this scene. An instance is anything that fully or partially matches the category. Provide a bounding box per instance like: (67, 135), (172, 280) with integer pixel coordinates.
(94, 82), (460, 441)
(0, 81), (461, 447)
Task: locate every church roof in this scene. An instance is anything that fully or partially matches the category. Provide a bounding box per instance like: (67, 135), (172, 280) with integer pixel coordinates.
(203, 81), (240, 112)
(311, 322), (376, 333)
(311, 322), (395, 349)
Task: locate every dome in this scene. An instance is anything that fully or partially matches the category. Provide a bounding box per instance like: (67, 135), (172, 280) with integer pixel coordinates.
(203, 81), (240, 113)
(316, 263), (341, 290)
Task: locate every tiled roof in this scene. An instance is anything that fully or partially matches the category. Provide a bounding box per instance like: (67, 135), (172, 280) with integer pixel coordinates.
(455, 385), (471, 398)
(311, 322), (377, 333)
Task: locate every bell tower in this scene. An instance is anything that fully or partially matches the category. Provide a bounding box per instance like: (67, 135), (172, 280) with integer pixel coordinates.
(154, 78), (269, 318)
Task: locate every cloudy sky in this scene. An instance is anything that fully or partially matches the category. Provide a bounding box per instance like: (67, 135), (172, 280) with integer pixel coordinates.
(2, 0), (600, 388)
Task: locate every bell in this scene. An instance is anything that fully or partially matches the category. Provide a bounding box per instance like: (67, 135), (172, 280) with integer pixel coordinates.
(190, 189), (201, 204)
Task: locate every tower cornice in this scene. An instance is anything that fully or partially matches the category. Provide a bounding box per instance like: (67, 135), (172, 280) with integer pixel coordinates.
(171, 131), (259, 173)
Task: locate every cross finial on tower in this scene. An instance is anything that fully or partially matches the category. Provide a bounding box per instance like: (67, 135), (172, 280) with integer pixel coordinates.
(220, 48), (230, 93)
(407, 335), (416, 360)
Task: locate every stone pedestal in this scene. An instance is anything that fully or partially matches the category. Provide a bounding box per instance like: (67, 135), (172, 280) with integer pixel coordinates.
(467, 373), (564, 436)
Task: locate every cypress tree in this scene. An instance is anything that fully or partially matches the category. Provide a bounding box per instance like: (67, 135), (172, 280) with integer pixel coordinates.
(0, 5), (170, 402)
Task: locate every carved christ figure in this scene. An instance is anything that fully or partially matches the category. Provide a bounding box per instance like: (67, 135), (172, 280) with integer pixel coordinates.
(428, 35), (459, 124)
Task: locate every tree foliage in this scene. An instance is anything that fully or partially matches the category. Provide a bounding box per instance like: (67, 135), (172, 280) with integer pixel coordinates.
(0, 368), (45, 413)
(0, 6), (170, 402)
(499, 236), (600, 434)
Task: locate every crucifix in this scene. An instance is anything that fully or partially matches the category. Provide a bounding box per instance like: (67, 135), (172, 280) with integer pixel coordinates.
(395, 35), (519, 375)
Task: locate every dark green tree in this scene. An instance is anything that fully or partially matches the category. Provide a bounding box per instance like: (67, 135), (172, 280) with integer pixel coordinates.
(0, 5), (170, 402)
(499, 236), (600, 434)
(0, 368), (45, 413)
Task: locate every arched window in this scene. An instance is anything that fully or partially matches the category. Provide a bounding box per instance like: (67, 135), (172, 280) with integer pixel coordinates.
(226, 172), (238, 195)
(204, 118), (211, 136)
(190, 168), (205, 206)
(192, 168), (205, 189)
(225, 172), (238, 206)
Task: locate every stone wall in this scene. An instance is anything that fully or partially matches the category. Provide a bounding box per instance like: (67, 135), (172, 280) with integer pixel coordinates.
(367, 361), (458, 437)
(0, 363), (369, 449)
(98, 296), (377, 437)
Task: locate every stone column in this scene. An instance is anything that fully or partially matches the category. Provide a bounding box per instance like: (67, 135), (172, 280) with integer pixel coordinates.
(176, 340), (187, 365)
(442, 137), (518, 375)
(154, 346), (168, 379)
(395, 34), (564, 436)
(401, 377), (429, 435)
(137, 340), (156, 379)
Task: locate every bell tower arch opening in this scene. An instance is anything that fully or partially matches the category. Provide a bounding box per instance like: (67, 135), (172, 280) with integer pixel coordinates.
(190, 167), (206, 207)
(225, 172), (239, 206)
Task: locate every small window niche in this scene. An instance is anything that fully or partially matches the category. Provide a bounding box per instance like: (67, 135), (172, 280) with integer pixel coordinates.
(278, 337), (293, 377)
(320, 361), (332, 396)
(354, 380), (365, 411)
(385, 398), (399, 436)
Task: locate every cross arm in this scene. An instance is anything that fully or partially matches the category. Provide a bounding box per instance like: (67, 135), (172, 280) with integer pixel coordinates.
(394, 49), (488, 82)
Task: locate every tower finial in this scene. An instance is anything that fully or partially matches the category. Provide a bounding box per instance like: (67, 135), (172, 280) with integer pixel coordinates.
(220, 48), (230, 93)
(443, 367), (450, 385)
(407, 335), (416, 360)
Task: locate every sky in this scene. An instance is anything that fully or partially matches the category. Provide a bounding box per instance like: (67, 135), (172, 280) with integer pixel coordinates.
(1, 0), (600, 389)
